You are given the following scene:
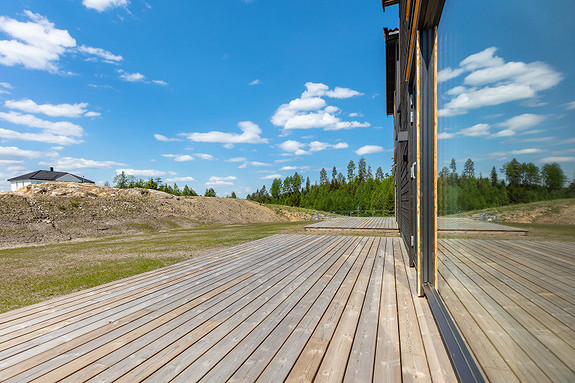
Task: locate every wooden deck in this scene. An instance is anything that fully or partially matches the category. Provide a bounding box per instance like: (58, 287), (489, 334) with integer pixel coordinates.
(305, 217), (399, 232)
(0, 234), (455, 382)
(438, 239), (575, 382)
(306, 216), (526, 234)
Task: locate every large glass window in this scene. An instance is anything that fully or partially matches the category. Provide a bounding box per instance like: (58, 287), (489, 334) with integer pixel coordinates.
(436, 2), (575, 381)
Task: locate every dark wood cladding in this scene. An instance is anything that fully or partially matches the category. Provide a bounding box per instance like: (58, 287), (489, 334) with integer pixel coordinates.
(384, 28), (398, 116)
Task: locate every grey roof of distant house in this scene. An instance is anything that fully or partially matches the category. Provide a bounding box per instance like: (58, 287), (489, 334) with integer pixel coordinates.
(7, 170), (94, 183)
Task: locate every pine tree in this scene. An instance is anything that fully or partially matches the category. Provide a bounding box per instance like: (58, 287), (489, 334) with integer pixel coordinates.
(347, 160), (356, 182)
(375, 167), (384, 181)
(357, 157), (367, 182)
(490, 166), (498, 186)
(320, 168), (329, 185)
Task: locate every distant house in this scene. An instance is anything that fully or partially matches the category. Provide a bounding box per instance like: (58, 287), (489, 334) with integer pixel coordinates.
(7, 167), (94, 191)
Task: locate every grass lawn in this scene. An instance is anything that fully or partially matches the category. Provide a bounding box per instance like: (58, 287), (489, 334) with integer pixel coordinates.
(0, 221), (309, 314)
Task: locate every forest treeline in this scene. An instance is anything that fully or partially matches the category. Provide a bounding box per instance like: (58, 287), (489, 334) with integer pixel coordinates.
(247, 157), (396, 216)
(438, 158), (574, 214)
(248, 157), (575, 215)
(111, 171), (237, 198)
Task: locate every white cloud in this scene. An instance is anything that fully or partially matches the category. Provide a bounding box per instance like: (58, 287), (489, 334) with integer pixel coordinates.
(77, 45), (122, 62)
(540, 156), (575, 163)
(262, 174), (282, 180)
(459, 47), (504, 71)
(565, 101), (575, 110)
(226, 157), (246, 162)
(437, 67), (464, 83)
(438, 132), (456, 140)
(279, 140), (347, 155)
(117, 70), (166, 85)
(355, 145), (384, 155)
(280, 166), (298, 171)
(206, 176), (237, 186)
(82, 0), (129, 12)
(0, 111), (83, 136)
(500, 114), (545, 131)
(279, 140), (307, 155)
(249, 79), (261, 86)
(0, 11), (76, 72)
(446, 86), (467, 96)
(249, 161), (271, 166)
(195, 153), (215, 160)
(510, 148), (542, 155)
(439, 47), (562, 116)
(348, 112), (362, 117)
(301, 82), (329, 99)
(0, 145), (44, 159)
(116, 168), (166, 177)
(325, 87), (363, 99)
(40, 157), (124, 170)
(154, 133), (181, 142)
(166, 176), (196, 182)
(271, 83), (369, 132)
(0, 128), (83, 145)
(162, 154), (195, 162)
(491, 114), (545, 138)
(0, 81), (12, 94)
(4, 99), (96, 118)
(118, 70), (145, 82)
(0, 159), (24, 165)
(183, 121), (268, 146)
(460, 123), (490, 137)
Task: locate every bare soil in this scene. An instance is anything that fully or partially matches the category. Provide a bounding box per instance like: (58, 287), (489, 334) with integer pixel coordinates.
(0, 182), (290, 249)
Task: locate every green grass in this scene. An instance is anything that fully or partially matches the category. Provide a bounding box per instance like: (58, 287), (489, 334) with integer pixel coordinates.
(0, 221), (309, 313)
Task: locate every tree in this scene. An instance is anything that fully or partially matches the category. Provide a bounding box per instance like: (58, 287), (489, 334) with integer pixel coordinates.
(357, 157), (367, 182)
(230, 191), (237, 198)
(144, 178), (158, 190)
(375, 167), (384, 181)
(502, 158), (522, 186)
(332, 166), (337, 183)
(347, 160), (356, 182)
(204, 188), (216, 197)
(490, 166), (498, 186)
(172, 183), (181, 196)
(270, 178), (281, 199)
(463, 158), (475, 179)
(320, 168), (329, 185)
(541, 163), (567, 191)
(182, 185), (191, 196)
(449, 158), (457, 175)
(367, 166), (373, 180)
(522, 162), (540, 187)
(113, 171), (128, 189)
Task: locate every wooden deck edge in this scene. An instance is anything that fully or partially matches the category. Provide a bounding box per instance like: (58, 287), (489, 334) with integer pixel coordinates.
(423, 283), (486, 383)
(304, 227), (400, 233)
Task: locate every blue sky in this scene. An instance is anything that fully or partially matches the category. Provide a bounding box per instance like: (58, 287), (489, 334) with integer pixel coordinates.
(0, 1), (573, 196)
(0, 1), (397, 195)
(437, 1), (575, 180)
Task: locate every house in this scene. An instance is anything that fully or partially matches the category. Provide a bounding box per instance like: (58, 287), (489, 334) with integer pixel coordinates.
(7, 167), (94, 191)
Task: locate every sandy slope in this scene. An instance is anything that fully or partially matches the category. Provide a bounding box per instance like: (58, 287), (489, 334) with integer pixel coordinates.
(0, 183), (288, 248)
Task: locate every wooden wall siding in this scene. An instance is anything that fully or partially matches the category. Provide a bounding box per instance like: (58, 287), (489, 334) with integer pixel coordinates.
(438, 239), (575, 382)
(0, 235), (456, 383)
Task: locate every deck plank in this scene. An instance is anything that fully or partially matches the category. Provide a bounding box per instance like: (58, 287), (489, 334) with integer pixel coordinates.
(0, 234), (456, 383)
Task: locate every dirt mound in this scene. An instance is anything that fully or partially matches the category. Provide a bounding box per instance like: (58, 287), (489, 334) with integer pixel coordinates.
(496, 202), (575, 225)
(0, 183), (289, 248)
